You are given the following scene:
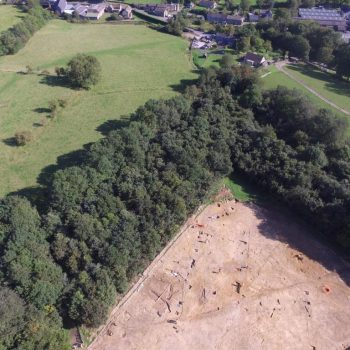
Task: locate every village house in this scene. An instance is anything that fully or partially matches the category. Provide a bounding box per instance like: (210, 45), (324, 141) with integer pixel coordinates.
(153, 5), (169, 17)
(74, 4), (89, 17)
(135, 3), (180, 18)
(53, 0), (67, 15)
(106, 3), (133, 19)
(207, 12), (226, 23)
(120, 5), (133, 19)
(106, 3), (122, 13)
(226, 15), (244, 25)
(248, 12), (259, 22)
(85, 3), (105, 20)
(199, 0), (217, 9)
(248, 9), (273, 22)
(207, 13), (244, 25)
(243, 52), (267, 67)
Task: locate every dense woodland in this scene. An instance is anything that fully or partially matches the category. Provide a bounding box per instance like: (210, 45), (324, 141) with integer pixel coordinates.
(1, 59), (350, 348)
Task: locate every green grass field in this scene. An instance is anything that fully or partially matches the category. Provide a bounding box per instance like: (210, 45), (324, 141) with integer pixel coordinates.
(283, 63), (350, 113)
(223, 177), (256, 202)
(0, 5), (26, 32)
(192, 49), (241, 69)
(0, 20), (196, 196)
(261, 65), (348, 122)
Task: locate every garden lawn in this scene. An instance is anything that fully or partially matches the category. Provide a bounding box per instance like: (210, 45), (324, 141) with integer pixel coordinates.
(192, 49), (240, 69)
(0, 20), (196, 196)
(0, 5), (26, 32)
(261, 65), (348, 127)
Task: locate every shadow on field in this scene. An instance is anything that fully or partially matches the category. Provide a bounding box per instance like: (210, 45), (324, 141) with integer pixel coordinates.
(7, 147), (90, 210)
(11, 115), (131, 208)
(37, 148), (89, 187)
(39, 75), (72, 89)
(251, 203), (350, 288)
(170, 75), (199, 93)
(2, 137), (17, 147)
(8, 186), (48, 211)
(287, 64), (350, 99)
(96, 117), (130, 136)
(33, 107), (51, 114)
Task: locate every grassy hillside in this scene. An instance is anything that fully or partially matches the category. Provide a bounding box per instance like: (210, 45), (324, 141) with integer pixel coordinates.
(283, 63), (350, 113)
(261, 65), (348, 123)
(0, 5), (26, 32)
(0, 20), (196, 196)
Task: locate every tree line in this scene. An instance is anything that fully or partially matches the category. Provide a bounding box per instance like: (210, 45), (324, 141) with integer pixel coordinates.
(0, 4), (51, 56)
(213, 17), (350, 80)
(1, 64), (350, 349)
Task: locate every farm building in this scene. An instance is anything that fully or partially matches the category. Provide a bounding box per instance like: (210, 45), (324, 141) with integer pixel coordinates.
(105, 3), (132, 18)
(295, 7), (347, 31)
(85, 3), (106, 20)
(207, 13), (244, 25)
(207, 13), (226, 23)
(121, 5), (132, 19)
(135, 3), (180, 17)
(199, 0), (217, 9)
(243, 52), (267, 67)
(53, 0), (67, 15)
(226, 15), (244, 25)
(248, 9), (273, 22)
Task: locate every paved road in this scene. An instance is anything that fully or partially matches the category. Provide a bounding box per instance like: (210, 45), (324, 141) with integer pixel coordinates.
(275, 61), (350, 116)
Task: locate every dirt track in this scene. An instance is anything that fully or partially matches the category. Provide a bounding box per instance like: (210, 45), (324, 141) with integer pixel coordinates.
(275, 61), (350, 116)
(89, 200), (350, 350)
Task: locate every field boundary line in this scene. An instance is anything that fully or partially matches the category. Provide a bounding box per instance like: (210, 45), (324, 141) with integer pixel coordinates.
(88, 204), (208, 349)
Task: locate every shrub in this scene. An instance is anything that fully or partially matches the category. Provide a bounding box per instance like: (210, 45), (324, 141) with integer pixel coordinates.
(15, 130), (33, 146)
(25, 65), (34, 74)
(58, 99), (68, 108)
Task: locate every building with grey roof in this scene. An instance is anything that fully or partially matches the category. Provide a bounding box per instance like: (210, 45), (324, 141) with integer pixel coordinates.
(295, 7), (347, 31)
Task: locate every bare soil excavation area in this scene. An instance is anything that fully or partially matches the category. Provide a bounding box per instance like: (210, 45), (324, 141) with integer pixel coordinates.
(89, 199), (350, 350)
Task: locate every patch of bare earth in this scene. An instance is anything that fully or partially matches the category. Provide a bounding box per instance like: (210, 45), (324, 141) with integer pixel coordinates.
(89, 201), (350, 350)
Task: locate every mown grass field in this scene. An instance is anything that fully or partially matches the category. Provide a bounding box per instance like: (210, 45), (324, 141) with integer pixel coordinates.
(284, 63), (350, 113)
(0, 20), (196, 196)
(261, 65), (348, 123)
(0, 5), (26, 32)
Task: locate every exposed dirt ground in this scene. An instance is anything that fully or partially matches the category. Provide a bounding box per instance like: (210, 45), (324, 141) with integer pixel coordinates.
(89, 200), (350, 350)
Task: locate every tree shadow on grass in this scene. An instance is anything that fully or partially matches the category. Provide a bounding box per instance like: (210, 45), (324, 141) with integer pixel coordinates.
(33, 107), (51, 114)
(7, 114), (135, 209)
(37, 147), (90, 187)
(287, 64), (350, 99)
(96, 117), (130, 136)
(39, 75), (73, 89)
(2, 137), (17, 147)
(8, 186), (49, 212)
(7, 147), (91, 211)
(169, 74), (199, 93)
